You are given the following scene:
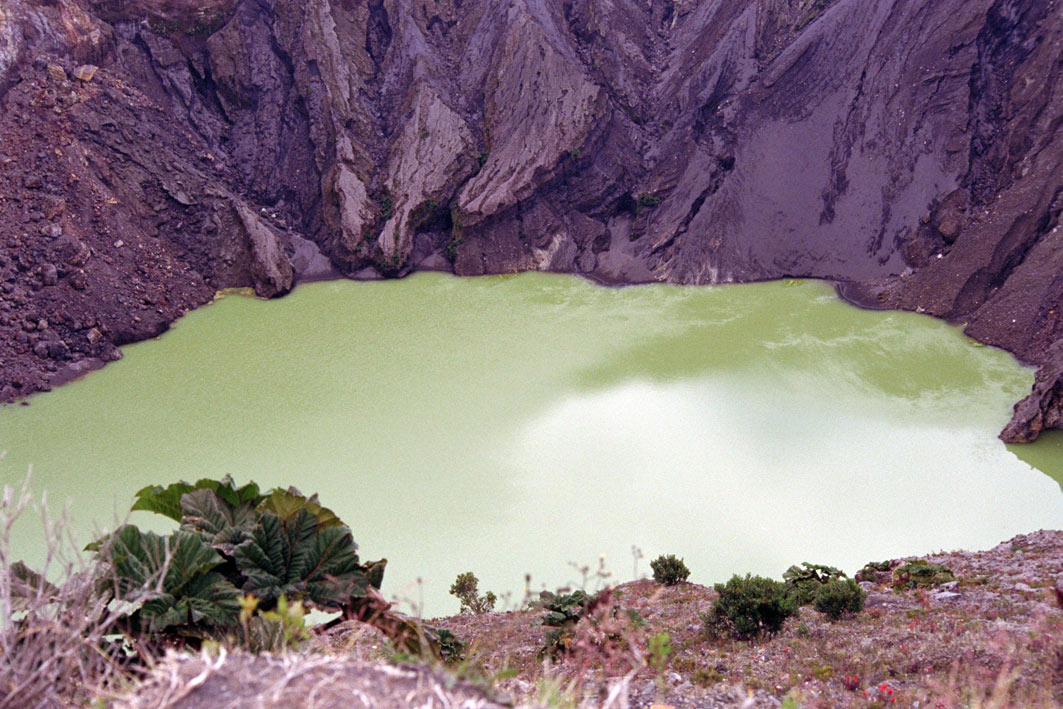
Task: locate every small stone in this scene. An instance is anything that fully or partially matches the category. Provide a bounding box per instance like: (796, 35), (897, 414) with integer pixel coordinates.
(69, 271), (87, 290)
(33, 336), (68, 359)
(40, 223), (62, 239)
(73, 65), (98, 82)
(41, 263), (58, 286)
(114, 239), (124, 248)
(100, 344), (122, 362)
(940, 581), (959, 592)
(24, 175), (42, 189)
(57, 236), (91, 266)
(932, 591), (961, 603)
(42, 195), (66, 220)
(86, 327), (101, 345)
(46, 63), (67, 82)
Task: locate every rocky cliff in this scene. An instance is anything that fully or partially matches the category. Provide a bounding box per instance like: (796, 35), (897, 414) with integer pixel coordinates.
(1, 0), (1061, 441)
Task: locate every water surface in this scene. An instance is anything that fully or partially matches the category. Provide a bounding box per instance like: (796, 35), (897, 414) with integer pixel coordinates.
(2, 273), (1061, 616)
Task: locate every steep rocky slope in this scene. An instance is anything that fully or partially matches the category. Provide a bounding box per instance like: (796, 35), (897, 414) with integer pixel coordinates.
(1, 0), (1061, 441)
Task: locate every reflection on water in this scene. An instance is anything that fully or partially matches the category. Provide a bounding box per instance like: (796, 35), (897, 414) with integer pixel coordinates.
(0, 272), (1060, 617)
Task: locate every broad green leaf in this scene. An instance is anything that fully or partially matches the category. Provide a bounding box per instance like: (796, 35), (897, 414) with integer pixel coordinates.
(139, 571), (241, 633)
(258, 489), (345, 529)
(132, 476), (263, 522)
(233, 510), (366, 609)
(363, 558), (387, 590)
(180, 489), (234, 537)
(131, 483), (196, 521)
(94, 525), (239, 633)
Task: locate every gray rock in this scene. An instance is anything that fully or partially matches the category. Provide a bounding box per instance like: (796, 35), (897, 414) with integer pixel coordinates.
(40, 263), (57, 286)
(39, 223), (62, 238)
(33, 337), (68, 359)
(932, 591), (962, 603)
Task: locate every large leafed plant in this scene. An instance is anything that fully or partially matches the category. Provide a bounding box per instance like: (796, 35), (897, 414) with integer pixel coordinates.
(90, 476), (457, 659)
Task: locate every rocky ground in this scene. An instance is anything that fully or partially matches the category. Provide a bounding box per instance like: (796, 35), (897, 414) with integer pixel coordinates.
(1, 0), (1062, 441)
(119, 530), (1063, 708)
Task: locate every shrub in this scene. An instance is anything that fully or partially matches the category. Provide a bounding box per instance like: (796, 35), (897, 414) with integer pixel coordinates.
(650, 554), (690, 585)
(783, 562), (845, 605)
(87, 476), (462, 662)
(706, 574), (798, 640)
(892, 560), (955, 589)
(450, 572), (496, 614)
(535, 589), (594, 658)
(855, 560), (892, 582)
(813, 578), (867, 620)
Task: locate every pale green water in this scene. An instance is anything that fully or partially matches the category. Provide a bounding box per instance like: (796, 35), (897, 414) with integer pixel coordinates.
(1, 272), (1061, 617)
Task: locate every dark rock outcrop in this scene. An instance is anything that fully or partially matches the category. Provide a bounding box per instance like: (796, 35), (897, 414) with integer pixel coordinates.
(1, 0), (1061, 441)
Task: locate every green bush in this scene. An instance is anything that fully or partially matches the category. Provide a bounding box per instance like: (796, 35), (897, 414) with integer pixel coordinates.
(650, 554), (690, 585)
(812, 578), (867, 620)
(706, 574), (798, 640)
(450, 572), (496, 614)
(855, 560), (892, 582)
(783, 562), (844, 605)
(892, 560), (955, 589)
(534, 589), (594, 657)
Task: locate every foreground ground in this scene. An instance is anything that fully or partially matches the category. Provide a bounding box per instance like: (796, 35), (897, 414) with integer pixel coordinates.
(119, 530), (1063, 708)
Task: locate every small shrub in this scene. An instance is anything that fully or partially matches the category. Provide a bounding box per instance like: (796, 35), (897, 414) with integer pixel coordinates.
(813, 578), (867, 620)
(892, 560), (955, 589)
(650, 554), (690, 585)
(783, 562), (844, 605)
(236, 594), (310, 653)
(449, 572), (496, 614)
(705, 574), (798, 640)
(855, 560), (892, 582)
(647, 631), (673, 672)
(536, 589), (593, 657)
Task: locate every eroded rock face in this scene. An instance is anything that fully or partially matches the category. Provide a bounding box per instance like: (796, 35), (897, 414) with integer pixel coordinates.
(1, 0), (1062, 441)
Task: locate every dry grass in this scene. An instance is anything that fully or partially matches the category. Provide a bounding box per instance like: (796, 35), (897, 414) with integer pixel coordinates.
(0, 472), (138, 708)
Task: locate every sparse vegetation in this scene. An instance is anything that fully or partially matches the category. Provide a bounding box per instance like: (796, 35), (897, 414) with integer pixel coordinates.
(450, 571), (496, 614)
(636, 192), (661, 209)
(650, 554), (689, 585)
(1, 477), (132, 708)
(446, 205), (465, 261)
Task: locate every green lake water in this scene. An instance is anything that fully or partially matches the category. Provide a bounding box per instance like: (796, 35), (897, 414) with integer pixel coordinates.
(1, 272), (1061, 617)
